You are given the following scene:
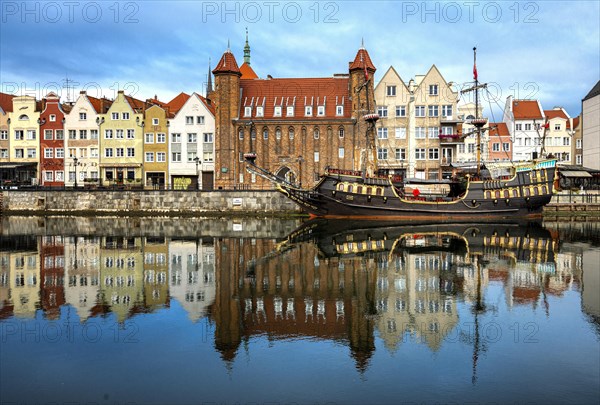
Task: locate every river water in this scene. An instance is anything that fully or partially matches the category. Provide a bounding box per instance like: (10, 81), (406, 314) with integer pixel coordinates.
(1, 217), (599, 405)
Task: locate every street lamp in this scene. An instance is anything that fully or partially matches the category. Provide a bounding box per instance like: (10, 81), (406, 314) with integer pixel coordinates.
(73, 157), (79, 188)
(194, 156), (200, 190)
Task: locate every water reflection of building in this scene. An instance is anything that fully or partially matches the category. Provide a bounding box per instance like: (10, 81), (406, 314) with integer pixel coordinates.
(143, 237), (170, 311)
(211, 237), (376, 371)
(63, 236), (101, 322)
(376, 240), (460, 352)
(98, 236), (145, 323)
(2, 236), (39, 318)
(40, 236), (65, 320)
(168, 238), (216, 322)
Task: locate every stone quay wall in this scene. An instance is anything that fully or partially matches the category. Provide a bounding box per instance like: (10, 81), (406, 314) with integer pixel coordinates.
(0, 190), (302, 216)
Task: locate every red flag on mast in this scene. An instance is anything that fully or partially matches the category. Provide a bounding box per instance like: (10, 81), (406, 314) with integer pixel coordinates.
(473, 62), (478, 81)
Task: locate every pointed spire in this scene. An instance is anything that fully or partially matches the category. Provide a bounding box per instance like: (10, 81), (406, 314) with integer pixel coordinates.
(207, 57), (213, 95)
(227, 38), (231, 52)
(361, 37), (365, 49)
(243, 27), (251, 65)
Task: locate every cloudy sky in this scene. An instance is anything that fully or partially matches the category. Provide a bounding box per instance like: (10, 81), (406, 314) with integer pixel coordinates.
(1, 1), (598, 119)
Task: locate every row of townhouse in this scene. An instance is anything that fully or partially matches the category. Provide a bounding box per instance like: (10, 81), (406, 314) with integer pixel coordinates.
(0, 90), (216, 189)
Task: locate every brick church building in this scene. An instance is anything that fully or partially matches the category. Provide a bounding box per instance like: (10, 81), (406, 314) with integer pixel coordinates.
(208, 38), (377, 190)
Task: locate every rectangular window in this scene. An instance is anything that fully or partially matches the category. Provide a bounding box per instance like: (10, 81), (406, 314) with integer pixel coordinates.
(274, 106), (282, 117)
(122, 112), (130, 120)
(377, 106), (388, 117)
(203, 133), (213, 143)
(154, 133), (164, 143)
(305, 106), (312, 116)
(115, 129), (124, 139)
(441, 126), (453, 136)
(287, 106), (294, 117)
(127, 148), (135, 157)
(576, 139), (582, 149)
(525, 123), (532, 130)
(0, 130), (7, 140)
(396, 105), (406, 117)
(116, 148), (124, 157)
(49, 114), (56, 122)
(377, 148), (388, 160)
(172, 152), (181, 162)
(387, 86), (396, 96)
(186, 116), (194, 124)
(197, 116), (204, 124)
(244, 106), (252, 117)
(171, 133), (181, 143)
(27, 148), (36, 158)
(314, 151), (319, 162)
(26, 130), (36, 140)
(428, 148), (439, 160)
(554, 123), (561, 131)
(127, 129), (134, 139)
(111, 112), (119, 120)
(395, 148), (406, 160)
(415, 106), (425, 117)
(395, 127), (406, 139)
(428, 127), (439, 138)
(105, 148), (113, 157)
(90, 148), (98, 158)
(377, 128), (388, 139)
(145, 133), (154, 143)
(187, 152), (197, 162)
(515, 123), (522, 131)
(415, 127), (426, 139)
(69, 130), (77, 139)
(429, 84), (438, 95)
(79, 148), (87, 158)
(468, 144), (475, 154)
(44, 148), (53, 158)
(256, 106), (264, 117)
(188, 133), (197, 143)
(55, 148), (64, 158)
(576, 155), (582, 165)
(492, 143), (500, 152)
(89, 130), (97, 140)
(338, 147), (344, 158)
(563, 137), (570, 146)
(79, 130), (87, 140)
(442, 105), (452, 117)
(317, 106), (325, 116)
(79, 112), (87, 120)
(157, 152), (166, 162)
(415, 148), (426, 160)
(14, 130), (24, 140)
(336, 105), (343, 116)
(44, 130), (53, 140)
(55, 171), (64, 181)
(44, 171), (54, 182)
(152, 118), (159, 126)
(428, 105), (439, 117)
(145, 152), (154, 162)
(15, 149), (24, 158)
(0, 149), (8, 158)
(502, 143), (510, 151)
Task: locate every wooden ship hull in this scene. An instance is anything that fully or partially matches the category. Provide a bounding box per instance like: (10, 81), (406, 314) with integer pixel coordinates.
(258, 159), (557, 220)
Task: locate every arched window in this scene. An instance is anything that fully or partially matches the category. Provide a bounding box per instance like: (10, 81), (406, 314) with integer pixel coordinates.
(314, 127), (320, 139)
(348, 185), (353, 193)
(238, 127), (244, 140)
(251, 127), (256, 140)
(485, 191), (491, 199)
(262, 127), (269, 140)
(503, 190), (510, 198)
(338, 183), (344, 191)
(513, 189), (519, 197)
(288, 127), (295, 140)
(357, 186), (363, 194)
(339, 127), (345, 138)
(327, 126), (333, 137)
(19, 114), (28, 121)
(301, 126), (307, 138)
(276, 127), (282, 140)
(495, 190), (501, 198)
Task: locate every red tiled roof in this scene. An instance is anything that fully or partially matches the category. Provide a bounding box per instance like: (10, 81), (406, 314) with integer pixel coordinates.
(240, 62), (258, 79)
(489, 122), (510, 137)
(197, 94), (216, 116)
(349, 48), (376, 73)
(0, 92), (15, 113)
(239, 77), (352, 120)
(166, 92), (191, 114)
(512, 100), (543, 119)
(544, 109), (568, 120)
(124, 95), (148, 112)
(572, 116), (580, 129)
(87, 95), (111, 114)
(213, 50), (241, 75)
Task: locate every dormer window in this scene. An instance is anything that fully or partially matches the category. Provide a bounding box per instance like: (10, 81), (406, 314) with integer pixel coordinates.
(317, 106), (325, 116)
(256, 106), (264, 117)
(336, 106), (343, 116)
(305, 106), (313, 116)
(49, 115), (56, 122)
(274, 106), (282, 117)
(286, 106), (294, 117)
(244, 106), (252, 117)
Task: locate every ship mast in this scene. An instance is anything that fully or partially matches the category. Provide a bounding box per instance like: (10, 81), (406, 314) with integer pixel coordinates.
(461, 47), (487, 178)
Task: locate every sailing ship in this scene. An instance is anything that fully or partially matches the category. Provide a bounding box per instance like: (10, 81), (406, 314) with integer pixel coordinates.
(245, 48), (557, 219)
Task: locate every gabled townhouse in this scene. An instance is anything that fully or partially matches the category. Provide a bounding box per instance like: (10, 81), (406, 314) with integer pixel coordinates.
(8, 96), (40, 184)
(143, 102), (172, 188)
(487, 123), (512, 162)
(97, 90), (145, 187)
(64, 91), (110, 187)
(374, 65), (460, 180)
(543, 107), (573, 164)
(39, 92), (66, 187)
(0, 92), (15, 184)
(572, 116), (582, 165)
(503, 96), (545, 161)
(167, 92), (215, 190)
